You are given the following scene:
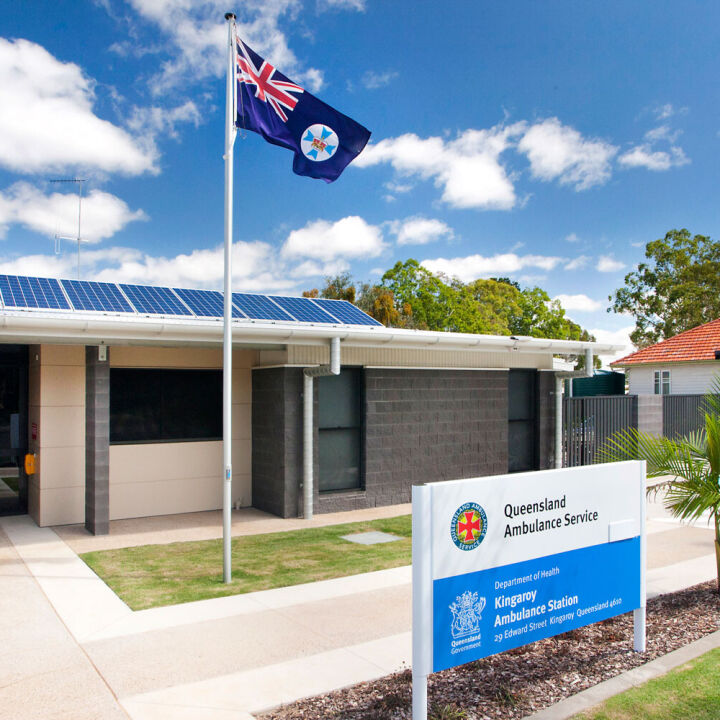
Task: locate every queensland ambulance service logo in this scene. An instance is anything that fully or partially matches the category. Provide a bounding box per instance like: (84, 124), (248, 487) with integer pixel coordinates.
(450, 502), (487, 551)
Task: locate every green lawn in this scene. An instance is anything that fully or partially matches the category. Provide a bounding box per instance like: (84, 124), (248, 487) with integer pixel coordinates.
(574, 648), (720, 720)
(81, 515), (411, 610)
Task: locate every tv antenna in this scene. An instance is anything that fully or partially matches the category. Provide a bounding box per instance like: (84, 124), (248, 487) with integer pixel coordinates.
(50, 178), (87, 279)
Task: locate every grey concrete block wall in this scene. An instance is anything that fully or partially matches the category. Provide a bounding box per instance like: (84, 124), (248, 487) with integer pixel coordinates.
(360, 369), (509, 508)
(85, 346), (110, 535)
(252, 367), (557, 518)
(251, 367), (303, 518)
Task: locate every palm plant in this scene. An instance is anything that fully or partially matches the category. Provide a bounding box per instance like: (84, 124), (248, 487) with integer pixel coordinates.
(596, 380), (720, 593)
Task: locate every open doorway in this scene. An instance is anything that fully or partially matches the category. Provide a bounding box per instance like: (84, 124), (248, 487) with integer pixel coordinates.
(0, 345), (28, 516)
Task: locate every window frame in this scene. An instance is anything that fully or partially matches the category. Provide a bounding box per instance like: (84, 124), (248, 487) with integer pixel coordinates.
(317, 367), (365, 494)
(653, 369), (671, 395)
(110, 367), (223, 445)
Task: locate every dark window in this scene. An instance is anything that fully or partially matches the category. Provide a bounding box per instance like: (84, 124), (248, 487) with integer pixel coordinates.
(508, 369), (537, 473)
(318, 368), (363, 492)
(110, 369), (222, 444)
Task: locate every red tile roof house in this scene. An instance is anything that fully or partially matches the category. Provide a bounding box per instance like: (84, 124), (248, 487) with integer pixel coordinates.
(611, 318), (720, 395)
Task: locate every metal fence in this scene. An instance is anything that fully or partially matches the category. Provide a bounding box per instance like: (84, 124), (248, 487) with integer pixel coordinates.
(663, 394), (707, 439)
(562, 393), (718, 467)
(563, 395), (635, 467)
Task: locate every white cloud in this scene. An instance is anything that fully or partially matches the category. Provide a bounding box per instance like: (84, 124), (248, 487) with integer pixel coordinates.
(619, 121), (690, 172)
(654, 103), (687, 121)
(356, 124), (524, 210)
(554, 294), (603, 312)
(390, 217), (453, 246)
(0, 182), (146, 243)
(421, 252), (563, 283)
(596, 255), (626, 272)
(517, 118), (617, 190)
(565, 233), (580, 243)
(0, 38), (156, 175)
(124, 0), (326, 94)
(317, 0), (366, 9)
(618, 144), (689, 171)
(564, 255), (590, 271)
(361, 70), (398, 89)
(590, 325), (635, 367)
(0, 241), (302, 294)
(127, 100), (203, 142)
(281, 216), (385, 260)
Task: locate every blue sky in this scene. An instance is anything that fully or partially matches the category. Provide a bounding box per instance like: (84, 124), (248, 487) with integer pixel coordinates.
(1, 0), (718, 359)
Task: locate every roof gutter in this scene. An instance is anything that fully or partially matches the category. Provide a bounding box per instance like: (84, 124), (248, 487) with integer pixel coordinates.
(0, 313), (624, 356)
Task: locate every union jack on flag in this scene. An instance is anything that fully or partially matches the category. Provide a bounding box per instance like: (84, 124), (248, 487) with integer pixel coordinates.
(233, 34), (370, 183)
(236, 40), (304, 122)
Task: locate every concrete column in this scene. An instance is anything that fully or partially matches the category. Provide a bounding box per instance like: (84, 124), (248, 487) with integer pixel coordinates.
(634, 395), (663, 437)
(85, 346), (110, 535)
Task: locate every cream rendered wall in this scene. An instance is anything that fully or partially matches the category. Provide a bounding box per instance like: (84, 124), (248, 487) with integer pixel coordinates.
(28, 345), (86, 527)
(628, 362), (720, 395)
(108, 346), (255, 520)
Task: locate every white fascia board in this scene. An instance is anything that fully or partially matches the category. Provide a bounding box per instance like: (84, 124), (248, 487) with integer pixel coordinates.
(0, 312), (624, 356)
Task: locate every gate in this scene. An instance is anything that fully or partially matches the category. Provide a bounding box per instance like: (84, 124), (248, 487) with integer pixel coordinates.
(563, 395), (635, 467)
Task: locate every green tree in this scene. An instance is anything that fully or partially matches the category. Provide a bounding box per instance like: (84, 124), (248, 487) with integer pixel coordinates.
(598, 381), (720, 592)
(356, 283), (401, 327)
(609, 229), (720, 348)
(380, 259), (455, 330)
(303, 273), (356, 302)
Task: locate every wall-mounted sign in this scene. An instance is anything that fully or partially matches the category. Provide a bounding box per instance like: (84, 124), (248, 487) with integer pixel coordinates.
(31, 422), (38, 441)
(411, 461), (646, 719)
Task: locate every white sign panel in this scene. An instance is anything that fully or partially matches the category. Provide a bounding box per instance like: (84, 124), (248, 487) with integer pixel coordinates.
(411, 461), (646, 718)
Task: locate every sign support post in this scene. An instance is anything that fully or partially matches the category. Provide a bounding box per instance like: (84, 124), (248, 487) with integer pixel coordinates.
(633, 460), (647, 652)
(412, 485), (432, 720)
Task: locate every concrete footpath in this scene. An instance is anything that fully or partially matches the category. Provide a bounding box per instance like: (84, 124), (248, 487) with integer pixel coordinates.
(0, 493), (717, 720)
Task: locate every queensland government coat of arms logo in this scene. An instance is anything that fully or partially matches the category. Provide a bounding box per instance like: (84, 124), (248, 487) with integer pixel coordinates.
(450, 590), (487, 638)
(450, 501), (487, 551)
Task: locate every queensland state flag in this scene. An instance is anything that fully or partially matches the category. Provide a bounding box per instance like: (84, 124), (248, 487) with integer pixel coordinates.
(235, 36), (370, 183)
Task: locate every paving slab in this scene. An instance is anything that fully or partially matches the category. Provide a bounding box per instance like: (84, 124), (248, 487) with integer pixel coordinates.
(0, 528), (128, 720)
(56, 503), (412, 553)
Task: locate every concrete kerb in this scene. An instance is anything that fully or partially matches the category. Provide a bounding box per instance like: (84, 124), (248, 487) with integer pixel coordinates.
(524, 628), (720, 720)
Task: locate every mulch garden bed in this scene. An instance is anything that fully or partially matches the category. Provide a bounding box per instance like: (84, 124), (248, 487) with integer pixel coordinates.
(259, 581), (720, 720)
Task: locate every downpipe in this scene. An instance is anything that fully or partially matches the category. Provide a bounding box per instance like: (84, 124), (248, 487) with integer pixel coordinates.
(555, 348), (594, 469)
(303, 337), (341, 519)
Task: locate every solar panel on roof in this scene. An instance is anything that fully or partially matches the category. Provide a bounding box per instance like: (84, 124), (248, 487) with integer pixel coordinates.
(310, 298), (382, 326)
(120, 284), (191, 316)
(62, 279), (134, 313)
(0, 275), (71, 310)
(268, 295), (339, 323)
(232, 293), (295, 322)
(173, 287), (245, 319)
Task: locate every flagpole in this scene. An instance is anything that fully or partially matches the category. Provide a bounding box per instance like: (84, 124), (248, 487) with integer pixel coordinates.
(222, 11), (237, 584)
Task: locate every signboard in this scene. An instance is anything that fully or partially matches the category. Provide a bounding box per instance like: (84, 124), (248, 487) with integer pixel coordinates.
(411, 461), (646, 718)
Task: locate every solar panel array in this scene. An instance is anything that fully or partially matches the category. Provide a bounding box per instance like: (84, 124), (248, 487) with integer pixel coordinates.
(62, 279), (133, 313)
(0, 274), (383, 327)
(0, 275), (71, 310)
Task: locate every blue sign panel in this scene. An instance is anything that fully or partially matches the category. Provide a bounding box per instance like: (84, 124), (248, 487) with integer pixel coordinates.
(432, 537), (641, 672)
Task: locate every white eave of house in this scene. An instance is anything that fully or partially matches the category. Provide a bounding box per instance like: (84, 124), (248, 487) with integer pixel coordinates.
(0, 307), (624, 358)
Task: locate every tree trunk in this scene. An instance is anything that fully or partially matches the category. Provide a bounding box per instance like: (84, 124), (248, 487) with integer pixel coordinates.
(716, 537), (720, 595)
